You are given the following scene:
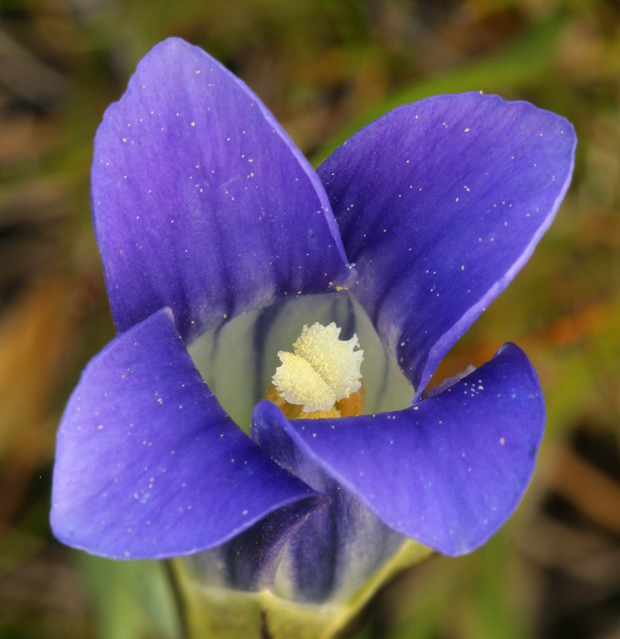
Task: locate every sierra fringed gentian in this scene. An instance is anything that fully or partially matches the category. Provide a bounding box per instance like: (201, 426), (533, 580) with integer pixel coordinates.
(50, 38), (576, 607)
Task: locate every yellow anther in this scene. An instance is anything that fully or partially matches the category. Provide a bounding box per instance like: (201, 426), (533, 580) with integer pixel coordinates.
(302, 407), (341, 420)
(265, 383), (367, 419)
(272, 322), (364, 414)
(337, 381), (366, 417)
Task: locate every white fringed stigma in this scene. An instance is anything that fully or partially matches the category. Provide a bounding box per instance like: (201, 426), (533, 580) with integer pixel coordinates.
(272, 322), (364, 413)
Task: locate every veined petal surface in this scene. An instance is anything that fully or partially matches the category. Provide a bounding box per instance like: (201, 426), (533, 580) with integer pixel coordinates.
(50, 308), (324, 559)
(261, 343), (544, 556)
(318, 93), (576, 395)
(92, 38), (352, 342)
(185, 498), (321, 592)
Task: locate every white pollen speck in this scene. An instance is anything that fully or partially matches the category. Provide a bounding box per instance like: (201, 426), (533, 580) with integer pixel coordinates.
(500, 438), (505, 445)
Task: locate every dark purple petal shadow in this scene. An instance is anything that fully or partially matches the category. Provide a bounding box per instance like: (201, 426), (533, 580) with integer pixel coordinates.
(184, 499), (322, 592)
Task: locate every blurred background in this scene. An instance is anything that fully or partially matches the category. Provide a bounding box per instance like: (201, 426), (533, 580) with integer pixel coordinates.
(0, 0), (619, 637)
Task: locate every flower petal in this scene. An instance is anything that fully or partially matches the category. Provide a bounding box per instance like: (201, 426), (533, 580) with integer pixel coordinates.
(261, 343), (544, 556)
(252, 402), (404, 603)
(50, 308), (325, 559)
(92, 38), (353, 342)
(318, 93), (576, 395)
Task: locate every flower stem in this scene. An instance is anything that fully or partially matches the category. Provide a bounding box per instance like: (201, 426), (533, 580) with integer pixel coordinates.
(164, 559), (190, 639)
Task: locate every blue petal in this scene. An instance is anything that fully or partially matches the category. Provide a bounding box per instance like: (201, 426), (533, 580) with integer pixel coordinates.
(259, 343), (544, 556)
(92, 38), (353, 342)
(50, 308), (326, 559)
(318, 93), (576, 395)
(252, 402), (403, 603)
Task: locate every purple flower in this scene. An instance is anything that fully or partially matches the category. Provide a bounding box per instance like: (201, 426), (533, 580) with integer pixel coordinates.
(50, 38), (575, 601)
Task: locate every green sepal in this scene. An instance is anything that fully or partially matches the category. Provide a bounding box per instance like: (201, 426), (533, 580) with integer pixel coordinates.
(172, 540), (433, 639)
